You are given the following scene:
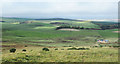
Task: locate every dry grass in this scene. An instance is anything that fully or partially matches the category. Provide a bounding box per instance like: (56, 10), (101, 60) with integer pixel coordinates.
(2, 45), (118, 62)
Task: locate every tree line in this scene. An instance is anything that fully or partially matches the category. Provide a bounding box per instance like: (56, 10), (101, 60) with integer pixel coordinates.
(56, 24), (119, 30)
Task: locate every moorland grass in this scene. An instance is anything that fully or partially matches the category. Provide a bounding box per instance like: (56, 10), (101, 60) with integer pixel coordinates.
(2, 46), (118, 62)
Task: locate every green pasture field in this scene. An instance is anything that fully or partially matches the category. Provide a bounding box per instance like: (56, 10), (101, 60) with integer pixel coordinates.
(1, 17), (119, 62)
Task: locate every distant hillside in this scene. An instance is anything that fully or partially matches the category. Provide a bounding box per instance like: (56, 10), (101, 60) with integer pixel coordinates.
(35, 18), (84, 21)
(1, 17), (33, 22)
(1, 17), (84, 22)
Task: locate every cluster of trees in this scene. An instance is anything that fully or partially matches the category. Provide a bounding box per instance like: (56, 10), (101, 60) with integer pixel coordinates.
(67, 47), (90, 50)
(56, 23), (119, 30)
(0, 21), (5, 22)
(20, 21), (33, 24)
(50, 22), (68, 24)
(56, 25), (101, 30)
(100, 24), (119, 30)
(56, 25), (85, 30)
(92, 22), (119, 30)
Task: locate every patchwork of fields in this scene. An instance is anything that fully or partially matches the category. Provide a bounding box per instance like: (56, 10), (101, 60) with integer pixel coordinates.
(1, 17), (119, 62)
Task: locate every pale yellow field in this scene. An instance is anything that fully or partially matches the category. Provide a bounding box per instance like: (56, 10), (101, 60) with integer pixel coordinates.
(2, 45), (118, 62)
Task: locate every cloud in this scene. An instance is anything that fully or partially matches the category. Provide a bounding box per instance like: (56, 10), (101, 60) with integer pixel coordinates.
(1, 0), (120, 2)
(1, 0), (119, 19)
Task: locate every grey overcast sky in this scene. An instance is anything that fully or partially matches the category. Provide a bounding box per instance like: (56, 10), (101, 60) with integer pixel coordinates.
(1, 0), (119, 19)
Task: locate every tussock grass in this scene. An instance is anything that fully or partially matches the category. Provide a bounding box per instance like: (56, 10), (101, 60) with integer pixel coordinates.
(2, 46), (118, 62)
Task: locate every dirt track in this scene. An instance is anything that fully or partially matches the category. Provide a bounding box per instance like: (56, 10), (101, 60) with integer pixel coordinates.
(59, 28), (80, 31)
(113, 31), (120, 33)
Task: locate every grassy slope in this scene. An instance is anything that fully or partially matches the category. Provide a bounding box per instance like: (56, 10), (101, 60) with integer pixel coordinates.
(2, 26), (100, 46)
(1, 18), (119, 62)
(2, 18), (118, 46)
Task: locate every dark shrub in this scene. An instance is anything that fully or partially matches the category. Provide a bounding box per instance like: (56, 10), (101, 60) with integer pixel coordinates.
(67, 47), (77, 50)
(63, 46), (72, 47)
(113, 46), (120, 48)
(3, 49), (5, 50)
(22, 49), (26, 52)
(26, 55), (29, 57)
(90, 46), (94, 48)
(67, 47), (90, 50)
(77, 48), (86, 50)
(94, 46), (98, 47)
(42, 48), (49, 51)
(10, 48), (16, 53)
(63, 46), (68, 47)
(55, 48), (58, 50)
(99, 45), (103, 47)
(24, 45), (27, 47)
(80, 27), (84, 29)
(85, 48), (90, 50)
(77, 48), (90, 50)
(30, 50), (33, 51)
